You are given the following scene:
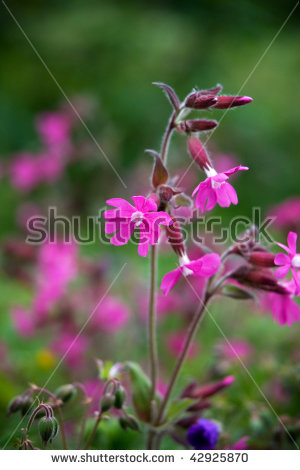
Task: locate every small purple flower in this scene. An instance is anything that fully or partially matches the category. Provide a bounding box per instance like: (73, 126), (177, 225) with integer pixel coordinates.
(187, 419), (220, 450)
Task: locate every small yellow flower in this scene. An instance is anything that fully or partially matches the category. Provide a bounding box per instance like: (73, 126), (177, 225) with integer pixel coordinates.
(36, 349), (56, 370)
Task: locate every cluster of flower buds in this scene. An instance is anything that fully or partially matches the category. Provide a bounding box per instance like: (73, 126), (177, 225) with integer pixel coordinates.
(230, 266), (289, 295)
(38, 410), (59, 446)
(185, 84), (253, 111)
(100, 379), (127, 413)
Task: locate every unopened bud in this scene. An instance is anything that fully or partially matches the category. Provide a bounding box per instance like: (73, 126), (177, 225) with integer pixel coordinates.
(38, 416), (59, 445)
(185, 93), (217, 109)
(119, 414), (141, 432)
(100, 393), (115, 413)
(7, 395), (24, 416)
(248, 251), (275, 268)
(114, 385), (127, 409)
(182, 376), (234, 400)
(158, 185), (179, 203)
(166, 218), (185, 257)
(213, 96), (253, 109)
(230, 267), (289, 294)
(54, 384), (77, 404)
(148, 150), (168, 188)
(178, 119), (218, 133)
(187, 136), (212, 171)
(21, 396), (34, 416)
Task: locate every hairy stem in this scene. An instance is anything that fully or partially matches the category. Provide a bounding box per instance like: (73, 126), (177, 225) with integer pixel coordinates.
(160, 111), (176, 164)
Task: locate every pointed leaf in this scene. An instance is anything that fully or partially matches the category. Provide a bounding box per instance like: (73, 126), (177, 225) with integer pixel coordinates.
(146, 149), (169, 188)
(153, 82), (181, 111)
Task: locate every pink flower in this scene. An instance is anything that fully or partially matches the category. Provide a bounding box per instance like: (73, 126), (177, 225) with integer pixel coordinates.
(34, 241), (78, 317)
(216, 340), (253, 361)
(262, 289), (300, 327)
(12, 306), (35, 337)
(268, 197), (300, 230)
(92, 295), (130, 332)
(10, 153), (40, 191)
(166, 332), (198, 358)
(36, 112), (71, 148)
(227, 437), (249, 450)
(192, 165), (249, 213)
(51, 331), (89, 368)
(160, 253), (221, 296)
(103, 196), (172, 257)
(274, 232), (300, 294)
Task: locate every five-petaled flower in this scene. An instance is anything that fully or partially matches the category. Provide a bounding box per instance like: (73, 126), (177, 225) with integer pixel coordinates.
(274, 232), (300, 295)
(192, 165), (249, 213)
(160, 253), (221, 296)
(103, 196), (172, 257)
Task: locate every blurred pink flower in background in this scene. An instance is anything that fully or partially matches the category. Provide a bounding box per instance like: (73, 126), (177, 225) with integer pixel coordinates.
(260, 286), (300, 327)
(10, 153), (40, 192)
(268, 197), (300, 230)
(16, 203), (42, 230)
(51, 331), (89, 367)
(274, 231), (300, 294)
(92, 295), (130, 332)
(12, 306), (35, 337)
(34, 241), (78, 317)
(214, 153), (238, 174)
(215, 339), (253, 361)
(137, 289), (182, 321)
(36, 112), (71, 149)
(166, 332), (198, 358)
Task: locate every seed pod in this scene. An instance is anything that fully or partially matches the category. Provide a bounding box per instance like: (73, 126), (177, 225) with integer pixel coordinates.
(114, 386), (126, 409)
(185, 93), (217, 109)
(179, 119), (218, 133)
(249, 251), (276, 268)
(54, 384), (77, 404)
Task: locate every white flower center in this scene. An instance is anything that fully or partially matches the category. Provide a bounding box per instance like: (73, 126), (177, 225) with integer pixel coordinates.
(292, 254), (300, 268)
(179, 253), (193, 276)
(131, 211), (144, 226)
(204, 166), (218, 178)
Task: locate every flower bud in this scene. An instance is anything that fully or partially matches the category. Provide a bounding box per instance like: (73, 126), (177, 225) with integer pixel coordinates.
(38, 416), (59, 445)
(158, 185), (180, 203)
(182, 376), (234, 401)
(119, 414), (141, 432)
(187, 137), (212, 171)
(114, 385), (127, 409)
(213, 96), (253, 109)
(166, 218), (185, 257)
(54, 384), (77, 404)
(178, 119), (218, 133)
(21, 395), (34, 416)
(230, 267), (289, 294)
(249, 251), (275, 268)
(100, 393), (115, 413)
(185, 93), (217, 109)
(7, 395), (24, 416)
(149, 150), (168, 188)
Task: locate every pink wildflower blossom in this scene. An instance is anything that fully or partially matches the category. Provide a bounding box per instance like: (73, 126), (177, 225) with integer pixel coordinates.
(261, 285), (300, 327)
(36, 112), (71, 148)
(92, 295), (130, 332)
(167, 332), (198, 358)
(160, 253), (221, 296)
(268, 197), (300, 230)
(192, 165), (248, 212)
(34, 241), (78, 317)
(274, 232), (300, 294)
(103, 196), (172, 257)
(10, 153), (40, 191)
(51, 331), (89, 368)
(12, 306), (35, 337)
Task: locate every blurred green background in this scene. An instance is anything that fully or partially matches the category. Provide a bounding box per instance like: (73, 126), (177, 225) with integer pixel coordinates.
(0, 0), (299, 450)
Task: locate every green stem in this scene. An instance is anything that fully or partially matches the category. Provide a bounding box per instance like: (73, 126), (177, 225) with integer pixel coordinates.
(155, 292), (211, 427)
(83, 413), (102, 450)
(148, 245), (158, 405)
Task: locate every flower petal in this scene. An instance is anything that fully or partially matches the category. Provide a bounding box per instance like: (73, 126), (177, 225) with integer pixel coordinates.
(223, 165), (249, 176)
(274, 265), (290, 279)
(287, 231), (297, 254)
(106, 198), (135, 212)
(274, 253), (290, 266)
(131, 196), (146, 211)
(160, 268), (182, 296)
(143, 197), (158, 213)
(110, 223), (134, 246)
(186, 253), (221, 277)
